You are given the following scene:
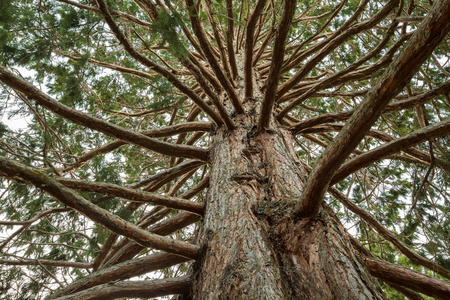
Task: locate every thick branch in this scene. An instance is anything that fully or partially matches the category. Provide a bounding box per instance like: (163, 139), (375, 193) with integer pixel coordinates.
(329, 187), (450, 280)
(331, 119), (450, 184)
(294, 0), (450, 218)
(53, 276), (190, 300)
(257, 0), (297, 130)
(366, 259), (450, 300)
(50, 252), (189, 298)
(349, 237), (426, 300)
(185, 0), (244, 113)
(0, 66), (207, 161)
(226, 0), (238, 78)
(95, 0), (224, 126)
(289, 81), (450, 134)
(58, 178), (204, 215)
(244, 0), (267, 99)
(0, 156), (199, 259)
(0, 259), (92, 269)
(61, 122), (211, 173)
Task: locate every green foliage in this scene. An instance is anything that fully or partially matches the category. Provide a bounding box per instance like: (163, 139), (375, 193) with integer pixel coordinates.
(150, 10), (189, 60)
(0, 121), (8, 138)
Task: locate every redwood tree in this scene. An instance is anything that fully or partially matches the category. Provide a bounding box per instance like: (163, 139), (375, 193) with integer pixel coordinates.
(0, 0), (450, 299)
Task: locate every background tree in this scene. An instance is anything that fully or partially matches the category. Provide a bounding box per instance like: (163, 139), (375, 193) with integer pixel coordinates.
(0, 0), (449, 298)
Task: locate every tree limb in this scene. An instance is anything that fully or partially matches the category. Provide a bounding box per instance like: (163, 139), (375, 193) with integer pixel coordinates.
(50, 252), (189, 298)
(329, 187), (450, 280)
(0, 66), (207, 161)
(257, 0), (297, 130)
(0, 156), (200, 259)
(244, 0), (267, 99)
(331, 119), (450, 184)
(294, 0), (450, 218)
(226, 0), (238, 78)
(53, 276), (191, 300)
(366, 259), (450, 300)
(58, 178), (204, 215)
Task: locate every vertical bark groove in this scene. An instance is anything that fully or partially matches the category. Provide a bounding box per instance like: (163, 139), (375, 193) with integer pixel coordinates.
(192, 116), (384, 299)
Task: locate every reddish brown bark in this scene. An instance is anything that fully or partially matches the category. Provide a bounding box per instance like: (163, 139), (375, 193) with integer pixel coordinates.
(57, 178), (204, 215)
(0, 66), (208, 161)
(366, 259), (450, 300)
(50, 252), (189, 298)
(272, 206), (384, 299)
(192, 118), (384, 298)
(0, 156), (199, 259)
(294, 0), (450, 218)
(258, 0), (297, 130)
(53, 276), (190, 300)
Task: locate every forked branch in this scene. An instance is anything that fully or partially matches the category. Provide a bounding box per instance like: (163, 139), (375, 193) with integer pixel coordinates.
(294, 0), (450, 218)
(0, 66), (207, 161)
(0, 156), (200, 259)
(258, 0), (297, 130)
(52, 276), (190, 300)
(366, 259), (450, 300)
(329, 187), (450, 280)
(331, 119), (450, 184)
(50, 252), (189, 298)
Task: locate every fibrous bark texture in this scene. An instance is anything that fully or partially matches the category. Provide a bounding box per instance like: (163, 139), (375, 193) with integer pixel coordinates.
(273, 206), (385, 299)
(192, 109), (384, 298)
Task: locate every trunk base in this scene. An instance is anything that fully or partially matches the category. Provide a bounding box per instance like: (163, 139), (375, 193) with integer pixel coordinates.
(272, 206), (385, 299)
(190, 126), (384, 299)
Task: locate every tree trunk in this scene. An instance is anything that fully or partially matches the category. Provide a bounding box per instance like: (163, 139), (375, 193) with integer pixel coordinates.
(191, 113), (385, 298)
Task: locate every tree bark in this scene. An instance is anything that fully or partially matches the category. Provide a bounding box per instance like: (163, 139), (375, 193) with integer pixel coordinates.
(366, 259), (450, 300)
(192, 119), (385, 298)
(53, 276), (190, 300)
(50, 252), (189, 298)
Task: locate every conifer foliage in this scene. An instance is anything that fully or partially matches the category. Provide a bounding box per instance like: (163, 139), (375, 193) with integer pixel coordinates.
(0, 0), (449, 299)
